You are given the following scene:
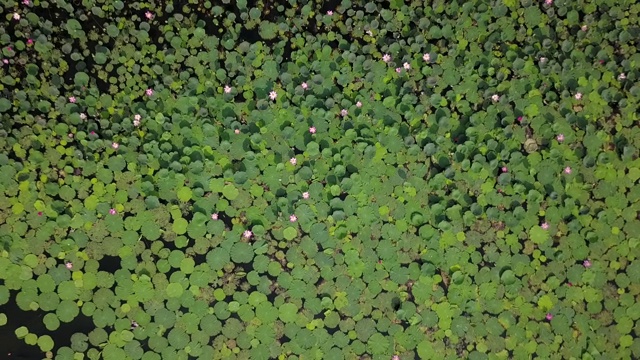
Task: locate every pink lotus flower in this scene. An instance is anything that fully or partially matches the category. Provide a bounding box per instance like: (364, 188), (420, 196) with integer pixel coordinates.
(502, 167), (508, 172)
(2, 59), (7, 64)
(544, 0), (553, 5)
(491, 94), (500, 102)
(574, 93), (582, 100)
(517, 116), (523, 122)
(211, 213), (218, 220)
(145, 11), (153, 20)
(109, 208), (117, 215)
(403, 62), (411, 70)
(133, 119), (140, 127)
(69, 96), (77, 103)
(327, 10), (333, 15)
(618, 73), (626, 81)
(581, 25), (587, 31)
(112, 142), (119, 149)
(23, 0), (30, 5)
(269, 90), (277, 100)
(65, 262), (73, 270)
(80, 113), (87, 120)
(289, 215), (297, 222)
(243, 230), (253, 239)
(556, 134), (564, 142)
(393, 356), (400, 360)
(340, 109), (348, 117)
(134, 114), (141, 121)
(395, 67), (402, 73)
(356, 101), (362, 108)
(37, 211), (43, 216)
(234, 129), (240, 134)
(541, 222), (549, 230)
(68, 133), (74, 138)
(382, 54), (391, 63)
(301, 82), (308, 90)
(27, 39), (33, 45)
(564, 166), (572, 174)
(309, 126), (316, 134)
(546, 313), (553, 321)
(583, 259), (592, 268)
(302, 192), (309, 199)
(224, 85), (231, 94)
(290, 157), (297, 165)
(423, 53), (431, 62)
(13, 13), (20, 20)
(145, 88), (154, 96)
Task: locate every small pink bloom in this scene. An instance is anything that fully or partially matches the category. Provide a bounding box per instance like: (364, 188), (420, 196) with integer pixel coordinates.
(112, 142), (119, 150)
(2, 59), (7, 64)
(109, 208), (117, 215)
(403, 62), (411, 70)
(541, 222), (549, 230)
(491, 94), (500, 102)
(546, 313), (553, 321)
(564, 166), (572, 174)
(134, 114), (141, 121)
(37, 211), (43, 216)
(544, 0), (553, 5)
(581, 25), (587, 31)
(574, 93), (582, 100)
(145, 11), (153, 20)
(13, 13), (20, 20)
(583, 259), (592, 268)
(382, 54), (391, 63)
(393, 356), (400, 360)
(309, 127), (316, 134)
(234, 129), (240, 134)
(90, 131), (96, 135)
(501, 167), (508, 173)
(224, 85), (231, 94)
(145, 88), (154, 96)
(302, 192), (310, 199)
(27, 39), (33, 45)
(290, 157), (297, 165)
(80, 113), (87, 120)
(65, 262), (73, 270)
(6, 47), (12, 52)
(356, 101), (362, 108)
(133, 119), (140, 127)
(23, 0), (30, 4)
(269, 90), (277, 100)
(243, 230), (253, 239)
(289, 215), (297, 222)
(211, 213), (218, 220)
(395, 67), (402, 73)
(517, 116), (523, 122)
(327, 10), (333, 15)
(340, 109), (348, 117)
(557, 134), (565, 142)
(69, 96), (76, 103)
(68, 133), (74, 138)
(301, 82), (308, 90)
(423, 53), (431, 62)
(618, 73), (626, 81)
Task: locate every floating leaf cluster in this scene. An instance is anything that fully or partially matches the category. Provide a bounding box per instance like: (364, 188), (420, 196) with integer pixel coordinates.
(0, 0), (639, 359)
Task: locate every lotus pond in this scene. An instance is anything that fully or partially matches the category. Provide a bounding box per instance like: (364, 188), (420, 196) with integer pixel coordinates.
(1, 0), (639, 359)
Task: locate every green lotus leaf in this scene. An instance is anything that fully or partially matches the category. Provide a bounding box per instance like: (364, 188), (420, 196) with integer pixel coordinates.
(166, 282), (183, 298)
(43, 313), (60, 331)
(172, 217), (188, 235)
(283, 227), (297, 240)
(222, 184), (239, 200)
(230, 242), (254, 263)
